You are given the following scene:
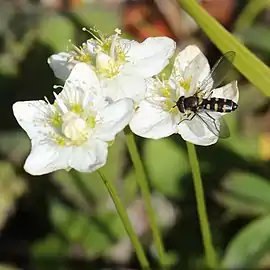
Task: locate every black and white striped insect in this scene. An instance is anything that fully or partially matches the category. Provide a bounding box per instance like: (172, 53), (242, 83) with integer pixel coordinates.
(175, 51), (238, 138)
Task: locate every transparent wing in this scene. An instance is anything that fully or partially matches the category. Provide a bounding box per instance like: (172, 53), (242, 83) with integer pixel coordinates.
(197, 51), (236, 99)
(196, 110), (230, 139)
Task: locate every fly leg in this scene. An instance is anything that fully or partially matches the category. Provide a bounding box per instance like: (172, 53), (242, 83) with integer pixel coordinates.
(177, 111), (196, 125)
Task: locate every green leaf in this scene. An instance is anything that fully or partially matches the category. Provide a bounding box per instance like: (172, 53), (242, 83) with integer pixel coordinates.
(72, 6), (119, 33)
(32, 234), (67, 257)
(31, 234), (67, 270)
(222, 136), (259, 160)
(222, 215), (270, 267)
(216, 172), (270, 217)
(0, 161), (27, 230)
(0, 131), (30, 164)
(144, 138), (189, 197)
(241, 24), (270, 53)
(50, 201), (125, 256)
(234, 0), (270, 33)
(39, 14), (75, 51)
(180, 0), (270, 97)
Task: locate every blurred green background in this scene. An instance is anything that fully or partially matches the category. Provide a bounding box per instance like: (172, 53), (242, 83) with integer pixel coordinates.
(1, 0), (270, 269)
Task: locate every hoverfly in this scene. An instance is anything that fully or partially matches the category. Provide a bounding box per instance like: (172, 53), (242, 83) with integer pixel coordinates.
(175, 51), (238, 138)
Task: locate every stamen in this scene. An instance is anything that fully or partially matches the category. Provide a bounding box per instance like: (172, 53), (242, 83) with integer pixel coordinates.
(82, 27), (103, 45)
(115, 28), (122, 35)
(68, 40), (84, 55)
(53, 92), (68, 114)
(109, 28), (123, 61)
(53, 85), (64, 90)
(44, 96), (50, 105)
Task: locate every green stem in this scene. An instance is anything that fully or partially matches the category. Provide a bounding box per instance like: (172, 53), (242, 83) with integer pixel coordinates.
(124, 127), (166, 267)
(186, 142), (218, 268)
(98, 170), (149, 269)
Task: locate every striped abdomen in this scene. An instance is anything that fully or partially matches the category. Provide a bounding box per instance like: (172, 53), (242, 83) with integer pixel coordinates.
(201, 98), (238, 113)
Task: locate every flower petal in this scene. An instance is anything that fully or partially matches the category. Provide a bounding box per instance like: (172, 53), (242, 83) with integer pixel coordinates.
(212, 81), (239, 103)
(48, 52), (76, 81)
(66, 63), (101, 92)
(95, 99), (134, 141)
(69, 140), (108, 172)
(24, 140), (71, 175)
(123, 37), (176, 77)
(13, 101), (50, 139)
(130, 100), (177, 139)
(103, 75), (146, 103)
(172, 45), (211, 95)
(178, 113), (220, 146)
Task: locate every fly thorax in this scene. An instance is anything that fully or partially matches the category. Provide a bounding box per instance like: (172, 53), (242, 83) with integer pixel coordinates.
(183, 96), (198, 110)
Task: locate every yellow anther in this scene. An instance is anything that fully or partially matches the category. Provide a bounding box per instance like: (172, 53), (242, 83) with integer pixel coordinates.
(180, 76), (192, 91)
(115, 28), (122, 35)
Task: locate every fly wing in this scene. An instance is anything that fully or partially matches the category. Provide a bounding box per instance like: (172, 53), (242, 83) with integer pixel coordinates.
(196, 110), (230, 138)
(197, 51), (236, 99)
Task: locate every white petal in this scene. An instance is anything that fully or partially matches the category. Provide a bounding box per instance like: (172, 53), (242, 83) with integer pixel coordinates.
(130, 100), (177, 139)
(102, 75), (146, 103)
(24, 140), (71, 175)
(66, 63), (100, 92)
(48, 52), (76, 81)
(172, 45), (211, 95)
(178, 114), (220, 146)
(95, 99), (134, 141)
(123, 37), (176, 77)
(212, 81), (239, 103)
(13, 101), (50, 139)
(173, 45), (204, 73)
(69, 140), (108, 172)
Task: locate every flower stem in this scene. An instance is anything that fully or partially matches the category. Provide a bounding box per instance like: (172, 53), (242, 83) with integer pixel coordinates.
(124, 127), (166, 267)
(186, 142), (218, 268)
(98, 170), (149, 269)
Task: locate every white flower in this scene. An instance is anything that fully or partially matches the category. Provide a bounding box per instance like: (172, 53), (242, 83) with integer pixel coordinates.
(48, 28), (176, 104)
(130, 45), (239, 146)
(13, 63), (134, 175)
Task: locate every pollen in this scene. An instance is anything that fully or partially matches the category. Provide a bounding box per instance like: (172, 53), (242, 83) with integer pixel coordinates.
(162, 99), (177, 113)
(50, 112), (62, 127)
(117, 50), (126, 62)
(71, 104), (83, 114)
(69, 40), (93, 64)
(74, 54), (92, 64)
(101, 38), (112, 54)
(87, 115), (96, 128)
(160, 87), (172, 98)
(55, 136), (66, 146)
(180, 76), (192, 91)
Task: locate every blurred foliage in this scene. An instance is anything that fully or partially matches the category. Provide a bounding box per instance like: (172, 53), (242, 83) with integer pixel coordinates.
(1, 0), (270, 269)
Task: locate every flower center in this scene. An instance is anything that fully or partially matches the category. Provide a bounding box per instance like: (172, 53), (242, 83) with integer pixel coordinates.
(69, 41), (93, 64)
(82, 27), (127, 78)
(62, 112), (88, 142)
(152, 78), (179, 115)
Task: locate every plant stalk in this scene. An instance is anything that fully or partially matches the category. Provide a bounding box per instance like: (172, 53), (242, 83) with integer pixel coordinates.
(124, 127), (166, 267)
(98, 170), (149, 269)
(186, 142), (218, 268)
